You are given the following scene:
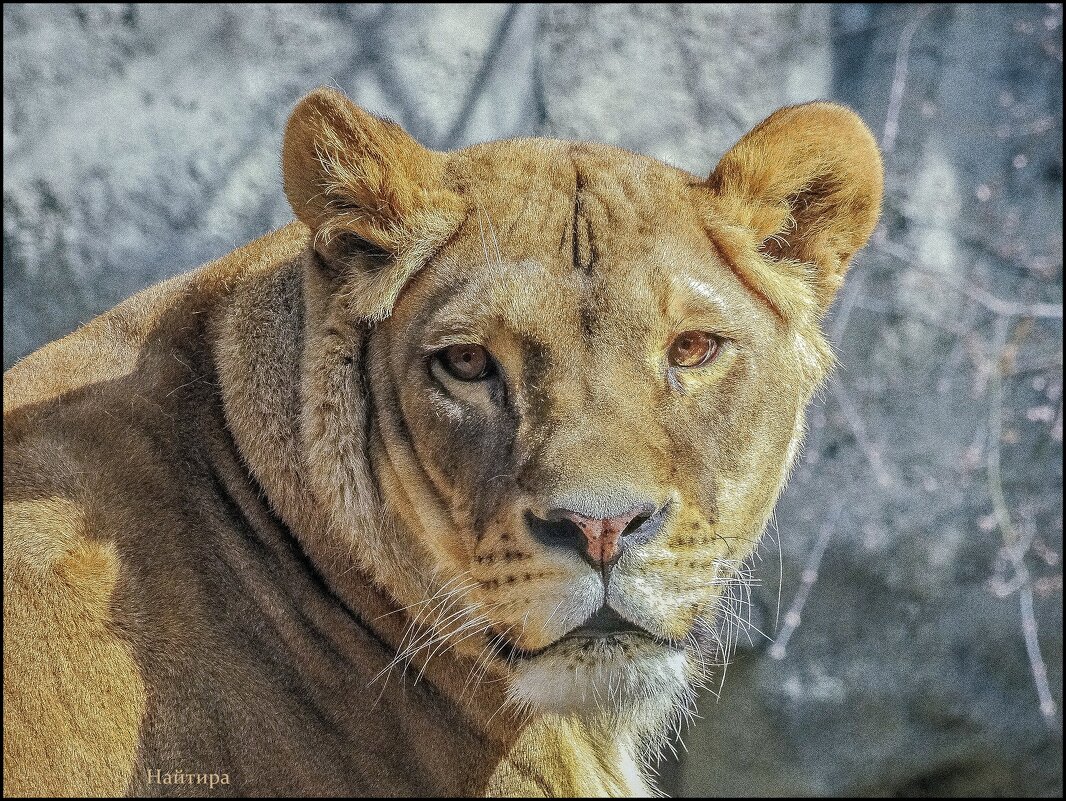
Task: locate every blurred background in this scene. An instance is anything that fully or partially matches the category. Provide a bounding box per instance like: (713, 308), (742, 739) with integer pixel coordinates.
(3, 3), (1062, 796)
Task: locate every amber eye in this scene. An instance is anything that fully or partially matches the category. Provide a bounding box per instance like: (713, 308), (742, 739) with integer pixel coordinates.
(439, 343), (493, 381)
(668, 331), (720, 368)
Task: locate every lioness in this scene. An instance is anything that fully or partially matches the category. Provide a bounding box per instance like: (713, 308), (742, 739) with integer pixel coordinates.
(3, 88), (881, 797)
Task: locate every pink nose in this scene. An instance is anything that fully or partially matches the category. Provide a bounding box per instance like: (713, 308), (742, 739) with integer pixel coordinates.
(559, 508), (646, 567)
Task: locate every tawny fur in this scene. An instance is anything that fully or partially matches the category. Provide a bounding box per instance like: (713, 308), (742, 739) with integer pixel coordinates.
(3, 87), (881, 797)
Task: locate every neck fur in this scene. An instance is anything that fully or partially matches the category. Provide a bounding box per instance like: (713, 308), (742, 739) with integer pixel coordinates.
(209, 227), (652, 794)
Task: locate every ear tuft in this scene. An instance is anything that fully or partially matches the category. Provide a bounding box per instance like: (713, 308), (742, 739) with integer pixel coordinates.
(702, 102), (883, 313)
(281, 88), (465, 317)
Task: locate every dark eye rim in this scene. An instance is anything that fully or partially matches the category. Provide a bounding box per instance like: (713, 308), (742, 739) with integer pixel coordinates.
(434, 343), (497, 382)
(667, 330), (725, 369)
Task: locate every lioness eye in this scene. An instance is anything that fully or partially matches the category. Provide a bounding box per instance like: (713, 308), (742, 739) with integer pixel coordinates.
(440, 344), (493, 381)
(668, 331), (720, 368)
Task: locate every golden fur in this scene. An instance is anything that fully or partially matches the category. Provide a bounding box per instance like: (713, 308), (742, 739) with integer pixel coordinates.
(3, 87), (882, 797)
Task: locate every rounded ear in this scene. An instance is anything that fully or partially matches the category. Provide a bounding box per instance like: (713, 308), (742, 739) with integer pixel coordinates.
(282, 87), (465, 319)
(701, 102), (883, 314)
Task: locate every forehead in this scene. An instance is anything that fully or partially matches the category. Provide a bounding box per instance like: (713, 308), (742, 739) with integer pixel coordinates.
(400, 139), (771, 340)
(442, 139), (704, 271)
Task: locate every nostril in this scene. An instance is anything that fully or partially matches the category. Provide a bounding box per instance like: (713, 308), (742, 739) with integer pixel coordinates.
(552, 517), (585, 542)
(524, 511), (585, 547)
(620, 510), (652, 540)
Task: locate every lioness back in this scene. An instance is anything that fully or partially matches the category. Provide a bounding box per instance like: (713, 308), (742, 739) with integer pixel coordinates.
(4, 88), (881, 797)
(3, 225), (326, 795)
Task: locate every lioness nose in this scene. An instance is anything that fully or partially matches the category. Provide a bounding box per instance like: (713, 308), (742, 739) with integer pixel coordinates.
(526, 500), (662, 573)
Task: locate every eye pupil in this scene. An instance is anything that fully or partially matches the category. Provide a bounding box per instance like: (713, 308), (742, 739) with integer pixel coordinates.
(441, 343), (492, 381)
(669, 331), (719, 369)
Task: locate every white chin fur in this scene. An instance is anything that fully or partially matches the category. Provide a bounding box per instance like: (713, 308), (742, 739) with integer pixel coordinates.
(506, 636), (689, 722)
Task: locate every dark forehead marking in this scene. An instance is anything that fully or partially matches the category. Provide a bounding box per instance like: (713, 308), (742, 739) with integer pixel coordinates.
(569, 166), (579, 268)
(571, 165), (584, 272)
(580, 206), (597, 274)
(700, 221), (787, 324)
(567, 154), (596, 274)
(558, 171), (572, 255)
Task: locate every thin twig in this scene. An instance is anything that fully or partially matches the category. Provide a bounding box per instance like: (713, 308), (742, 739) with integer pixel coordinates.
(881, 5), (933, 156)
(769, 501), (845, 661)
(829, 378), (895, 488)
(965, 283), (1063, 320)
(870, 238), (1064, 320)
(1019, 581), (1059, 724)
(986, 325), (1059, 728)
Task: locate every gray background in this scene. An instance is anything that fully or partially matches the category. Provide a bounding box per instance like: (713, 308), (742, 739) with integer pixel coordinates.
(4, 3), (1062, 796)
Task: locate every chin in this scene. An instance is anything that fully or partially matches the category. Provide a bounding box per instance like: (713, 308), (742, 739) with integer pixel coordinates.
(505, 634), (691, 726)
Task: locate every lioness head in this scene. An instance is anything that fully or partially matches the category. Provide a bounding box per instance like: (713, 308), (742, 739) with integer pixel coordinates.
(282, 89), (881, 734)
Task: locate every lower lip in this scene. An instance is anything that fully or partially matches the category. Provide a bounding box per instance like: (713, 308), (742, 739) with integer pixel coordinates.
(494, 627), (679, 662)
(559, 629), (677, 649)
(563, 628), (647, 640)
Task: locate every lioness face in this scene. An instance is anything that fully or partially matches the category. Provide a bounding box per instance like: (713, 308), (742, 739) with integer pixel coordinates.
(374, 143), (815, 718)
(284, 90), (882, 726)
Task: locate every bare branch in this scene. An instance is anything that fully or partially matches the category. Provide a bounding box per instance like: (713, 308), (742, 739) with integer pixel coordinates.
(965, 283), (1063, 320)
(869, 238), (1064, 320)
(882, 6), (934, 156)
(829, 378), (895, 488)
(986, 326), (1059, 728)
(1020, 579), (1059, 725)
(769, 501), (845, 661)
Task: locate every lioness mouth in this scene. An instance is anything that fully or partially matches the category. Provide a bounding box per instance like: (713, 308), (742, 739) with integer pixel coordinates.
(495, 606), (677, 663)
(562, 606), (656, 641)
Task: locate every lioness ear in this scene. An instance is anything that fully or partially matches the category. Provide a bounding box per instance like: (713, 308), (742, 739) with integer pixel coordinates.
(282, 87), (465, 320)
(702, 102), (883, 315)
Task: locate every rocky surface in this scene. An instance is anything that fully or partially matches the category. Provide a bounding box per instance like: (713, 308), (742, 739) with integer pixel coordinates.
(4, 4), (1061, 796)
